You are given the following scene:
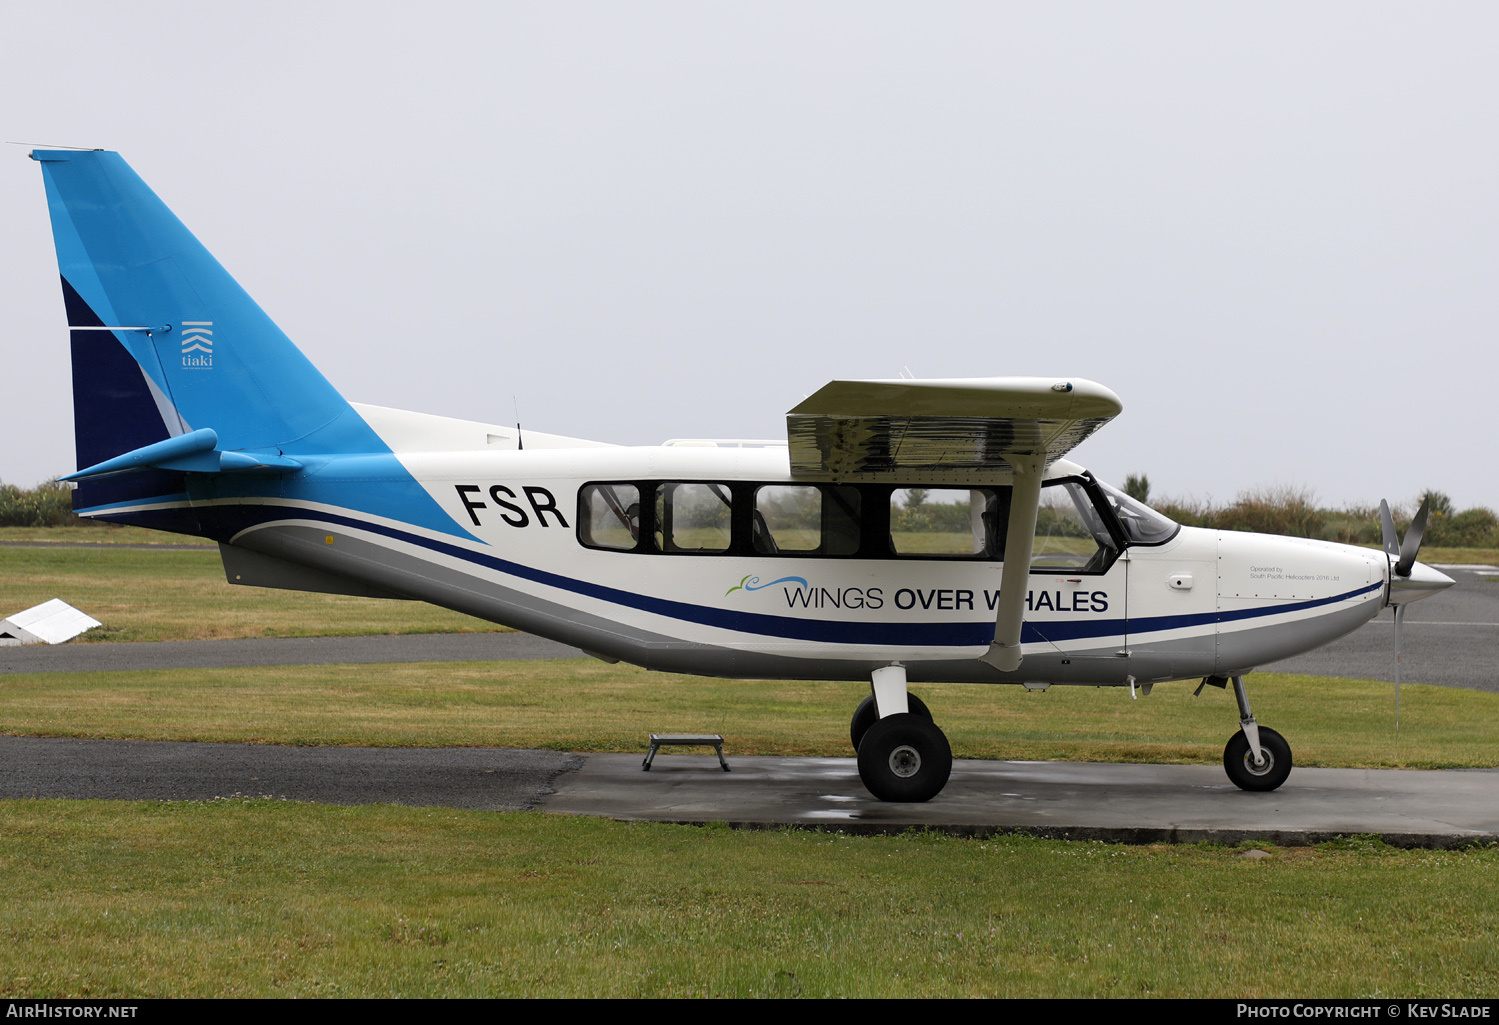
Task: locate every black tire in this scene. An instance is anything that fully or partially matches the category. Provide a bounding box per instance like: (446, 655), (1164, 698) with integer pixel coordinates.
(1223, 727), (1292, 792)
(856, 713), (952, 803)
(849, 693), (932, 750)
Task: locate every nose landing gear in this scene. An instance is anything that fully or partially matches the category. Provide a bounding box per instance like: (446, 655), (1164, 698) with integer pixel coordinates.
(1219, 674), (1293, 792)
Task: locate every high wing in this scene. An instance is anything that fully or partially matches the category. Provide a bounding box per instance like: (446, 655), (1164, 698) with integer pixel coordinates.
(786, 377), (1121, 483)
(786, 377), (1124, 672)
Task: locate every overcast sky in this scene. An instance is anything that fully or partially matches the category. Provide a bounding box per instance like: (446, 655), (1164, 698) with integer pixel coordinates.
(3, 2), (1495, 514)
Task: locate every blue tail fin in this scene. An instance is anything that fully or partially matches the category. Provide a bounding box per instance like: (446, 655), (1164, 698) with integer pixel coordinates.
(35, 149), (469, 540)
(37, 149), (372, 455)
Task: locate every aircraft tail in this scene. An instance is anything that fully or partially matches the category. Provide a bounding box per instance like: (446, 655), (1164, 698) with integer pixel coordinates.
(33, 149), (403, 532)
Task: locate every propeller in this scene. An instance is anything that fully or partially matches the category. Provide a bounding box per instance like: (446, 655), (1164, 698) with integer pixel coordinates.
(1396, 500), (1431, 577)
(1377, 497), (1438, 738)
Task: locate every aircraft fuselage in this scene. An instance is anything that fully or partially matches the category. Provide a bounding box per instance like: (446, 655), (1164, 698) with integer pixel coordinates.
(184, 438), (1391, 687)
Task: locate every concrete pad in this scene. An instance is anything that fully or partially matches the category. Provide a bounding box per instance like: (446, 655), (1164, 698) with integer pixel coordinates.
(543, 753), (1499, 847)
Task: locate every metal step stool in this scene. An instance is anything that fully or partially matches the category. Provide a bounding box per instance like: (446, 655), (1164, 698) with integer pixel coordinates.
(642, 734), (730, 772)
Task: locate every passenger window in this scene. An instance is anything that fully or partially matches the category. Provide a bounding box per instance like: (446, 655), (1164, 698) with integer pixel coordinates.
(753, 485), (861, 555)
(655, 483), (732, 553)
(578, 484), (640, 551)
(755, 485), (821, 553)
(890, 488), (1005, 558)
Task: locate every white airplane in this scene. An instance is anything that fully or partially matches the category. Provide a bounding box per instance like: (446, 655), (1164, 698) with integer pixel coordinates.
(31, 148), (1455, 803)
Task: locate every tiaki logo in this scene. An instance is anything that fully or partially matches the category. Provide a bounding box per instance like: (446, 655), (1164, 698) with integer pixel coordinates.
(180, 321), (213, 368)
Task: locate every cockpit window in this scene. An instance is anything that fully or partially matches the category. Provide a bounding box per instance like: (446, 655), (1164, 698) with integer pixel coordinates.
(1097, 480), (1180, 546)
(1031, 481), (1118, 571)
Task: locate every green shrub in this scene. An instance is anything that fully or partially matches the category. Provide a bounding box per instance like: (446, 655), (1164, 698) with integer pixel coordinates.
(1428, 506), (1499, 547)
(1148, 485), (1499, 546)
(0, 480), (81, 527)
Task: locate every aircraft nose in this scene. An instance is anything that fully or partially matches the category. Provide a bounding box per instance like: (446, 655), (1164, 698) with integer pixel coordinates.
(1388, 560), (1455, 605)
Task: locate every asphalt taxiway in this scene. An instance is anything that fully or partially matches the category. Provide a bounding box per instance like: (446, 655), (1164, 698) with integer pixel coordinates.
(4, 735), (1494, 847)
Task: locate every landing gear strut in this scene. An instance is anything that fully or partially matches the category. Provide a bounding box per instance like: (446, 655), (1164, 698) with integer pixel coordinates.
(1220, 675), (1293, 792)
(850, 692), (931, 750)
(853, 664), (952, 803)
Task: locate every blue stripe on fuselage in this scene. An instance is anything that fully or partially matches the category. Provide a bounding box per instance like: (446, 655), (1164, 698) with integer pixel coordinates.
(226, 502), (1386, 648)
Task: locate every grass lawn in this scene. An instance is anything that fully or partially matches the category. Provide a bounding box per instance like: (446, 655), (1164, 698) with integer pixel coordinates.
(2, 801), (1496, 998)
(0, 525), (212, 545)
(0, 542), (504, 642)
(1393, 546), (1499, 565)
(2, 661), (1494, 769)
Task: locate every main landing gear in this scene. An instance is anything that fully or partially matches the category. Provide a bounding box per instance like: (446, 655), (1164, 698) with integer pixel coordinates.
(852, 664), (952, 803)
(1202, 674), (1293, 792)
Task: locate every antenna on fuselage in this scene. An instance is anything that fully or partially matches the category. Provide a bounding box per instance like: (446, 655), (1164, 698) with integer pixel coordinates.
(513, 395), (523, 451)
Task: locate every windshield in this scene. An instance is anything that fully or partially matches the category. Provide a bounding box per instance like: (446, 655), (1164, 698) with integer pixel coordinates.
(1097, 480), (1180, 545)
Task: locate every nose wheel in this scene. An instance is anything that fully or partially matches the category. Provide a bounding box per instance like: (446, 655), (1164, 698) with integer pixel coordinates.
(1223, 726), (1292, 791)
(1219, 675), (1293, 792)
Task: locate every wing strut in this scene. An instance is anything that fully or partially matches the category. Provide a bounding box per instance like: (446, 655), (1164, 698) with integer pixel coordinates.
(980, 455), (1043, 673)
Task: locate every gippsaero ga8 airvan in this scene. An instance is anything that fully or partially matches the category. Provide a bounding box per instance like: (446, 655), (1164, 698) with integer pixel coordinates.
(32, 148), (1455, 803)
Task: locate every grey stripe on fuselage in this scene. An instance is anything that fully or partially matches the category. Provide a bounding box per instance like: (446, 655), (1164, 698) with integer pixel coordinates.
(1213, 595), (1383, 677)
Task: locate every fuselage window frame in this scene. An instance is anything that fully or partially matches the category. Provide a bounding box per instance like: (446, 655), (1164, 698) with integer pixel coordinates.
(573, 475), (1161, 572)
(752, 483), (864, 558)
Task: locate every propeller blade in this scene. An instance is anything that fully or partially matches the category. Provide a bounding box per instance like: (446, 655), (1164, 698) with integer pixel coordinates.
(1379, 500), (1400, 560)
(1396, 497), (1431, 577)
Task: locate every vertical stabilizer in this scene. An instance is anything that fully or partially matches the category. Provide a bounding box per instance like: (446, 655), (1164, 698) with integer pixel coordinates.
(35, 149), (370, 458)
(33, 149), (470, 540)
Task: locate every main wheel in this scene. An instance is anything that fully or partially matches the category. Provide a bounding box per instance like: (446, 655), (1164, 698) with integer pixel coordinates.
(1223, 727), (1292, 792)
(856, 712), (952, 803)
(849, 693), (932, 750)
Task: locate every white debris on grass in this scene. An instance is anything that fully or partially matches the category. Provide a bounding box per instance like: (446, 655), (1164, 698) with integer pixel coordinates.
(0, 599), (101, 645)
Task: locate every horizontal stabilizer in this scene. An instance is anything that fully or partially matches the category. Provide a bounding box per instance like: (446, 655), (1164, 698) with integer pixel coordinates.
(787, 377), (1122, 483)
(61, 428), (303, 481)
